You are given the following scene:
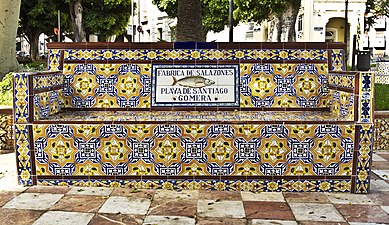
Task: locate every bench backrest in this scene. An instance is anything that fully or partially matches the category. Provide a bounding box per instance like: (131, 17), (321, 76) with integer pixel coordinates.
(46, 42), (346, 110)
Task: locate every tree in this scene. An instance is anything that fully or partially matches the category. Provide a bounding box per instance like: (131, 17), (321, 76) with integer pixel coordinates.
(153, 0), (300, 41)
(0, 0), (21, 78)
(83, 0), (133, 41)
(177, 0), (203, 41)
(69, 0), (86, 42)
(19, 0), (71, 61)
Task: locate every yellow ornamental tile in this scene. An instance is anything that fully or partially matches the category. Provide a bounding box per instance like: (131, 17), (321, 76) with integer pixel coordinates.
(235, 50), (245, 59)
(279, 50), (289, 59)
(147, 51), (157, 59)
(191, 50), (201, 59)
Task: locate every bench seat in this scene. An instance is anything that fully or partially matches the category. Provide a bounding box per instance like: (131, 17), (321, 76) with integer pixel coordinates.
(35, 110), (352, 124)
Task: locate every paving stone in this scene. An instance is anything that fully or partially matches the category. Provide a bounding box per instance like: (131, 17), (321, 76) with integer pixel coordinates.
(377, 153), (389, 161)
(197, 217), (247, 225)
(89, 213), (144, 225)
(348, 223), (388, 225)
(198, 200), (245, 218)
(326, 193), (375, 205)
(283, 192), (330, 203)
(3, 193), (63, 210)
(198, 190), (242, 201)
(32, 211), (94, 225)
(372, 161), (389, 170)
(154, 189), (198, 199)
(98, 196), (151, 215)
(143, 215), (195, 225)
(367, 192), (389, 206)
(372, 170), (389, 180)
(243, 201), (294, 220)
(372, 154), (387, 162)
(370, 179), (389, 192)
(250, 219), (298, 225)
(67, 186), (113, 196)
(25, 186), (71, 194)
(335, 204), (389, 224)
(0, 191), (19, 207)
(50, 195), (107, 213)
(381, 206), (389, 214)
(299, 222), (348, 225)
(289, 203), (345, 222)
(0, 208), (44, 225)
(0, 175), (28, 192)
(148, 198), (196, 217)
(241, 191), (284, 202)
(110, 188), (155, 199)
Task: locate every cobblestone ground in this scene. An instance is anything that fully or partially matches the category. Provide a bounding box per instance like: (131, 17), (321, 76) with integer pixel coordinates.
(0, 152), (388, 225)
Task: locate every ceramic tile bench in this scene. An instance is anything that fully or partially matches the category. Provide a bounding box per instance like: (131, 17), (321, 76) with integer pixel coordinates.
(13, 42), (374, 193)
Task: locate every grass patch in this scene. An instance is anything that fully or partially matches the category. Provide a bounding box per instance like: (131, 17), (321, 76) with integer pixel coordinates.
(375, 83), (389, 111)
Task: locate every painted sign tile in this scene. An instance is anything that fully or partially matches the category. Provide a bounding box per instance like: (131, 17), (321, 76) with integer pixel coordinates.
(152, 65), (240, 107)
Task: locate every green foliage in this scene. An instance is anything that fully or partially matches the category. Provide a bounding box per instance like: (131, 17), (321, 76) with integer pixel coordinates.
(153, 0), (287, 33)
(19, 0), (72, 40)
(375, 83), (389, 111)
(23, 62), (47, 71)
(0, 73), (13, 106)
(83, 0), (133, 40)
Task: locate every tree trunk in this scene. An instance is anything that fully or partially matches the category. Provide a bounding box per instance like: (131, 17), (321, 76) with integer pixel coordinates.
(30, 32), (39, 61)
(69, 0), (86, 42)
(0, 0), (21, 78)
(272, 0), (301, 42)
(177, 0), (204, 42)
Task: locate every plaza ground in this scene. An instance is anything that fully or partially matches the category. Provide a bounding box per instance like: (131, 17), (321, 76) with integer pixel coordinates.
(0, 152), (388, 225)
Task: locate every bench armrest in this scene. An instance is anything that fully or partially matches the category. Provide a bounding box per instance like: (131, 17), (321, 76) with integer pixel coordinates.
(328, 71), (374, 123)
(13, 71), (64, 123)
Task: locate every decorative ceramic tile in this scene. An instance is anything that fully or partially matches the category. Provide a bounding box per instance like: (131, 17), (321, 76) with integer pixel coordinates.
(33, 90), (63, 120)
(329, 90), (354, 121)
(331, 49), (345, 72)
(13, 73), (30, 123)
(62, 64), (151, 108)
(355, 124), (373, 193)
(47, 49), (62, 72)
(328, 72), (356, 89)
(240, 63), (329, 108)
(358, 72), (374, 123)
(152, 64), (240, 107)
(33, 73), (63, 91)
(33, 124), (355, 178)
(63, 49), (328, 62)
(15, 124), (33, 186)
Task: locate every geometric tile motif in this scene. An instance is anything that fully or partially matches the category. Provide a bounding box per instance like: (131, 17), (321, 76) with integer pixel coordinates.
(36, 178), (351, 193)
(359, 72), (374, 123)
(33, 90), (63, 120)
(355, 124), (373, 193)
(240, 63), (329, 108)
(63, 49), (328, 61)
(331, 49), (345, 72)
(328, 73), (356, 89)
(33, 73), (63, 91)
(62, 63), (151, 108)
(37, 178), (351, 192)
(31, 123), (357, 186)
(15, 124), (33, 185)
(329, 90), (354, 121)
(13, 73), (30, 123)
(47, 49), (61, 72)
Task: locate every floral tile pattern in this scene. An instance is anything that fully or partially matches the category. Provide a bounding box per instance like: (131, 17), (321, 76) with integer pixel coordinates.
(63, 49), (328, 62)
(62, 64), (151, 108)
(32, 124), (355, 178)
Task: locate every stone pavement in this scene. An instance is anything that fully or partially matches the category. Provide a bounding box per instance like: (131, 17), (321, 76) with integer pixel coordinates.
(0, 152), (389, 225)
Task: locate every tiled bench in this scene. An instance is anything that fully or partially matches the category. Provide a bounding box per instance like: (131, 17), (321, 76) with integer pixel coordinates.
(13, 42), (374, 193)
